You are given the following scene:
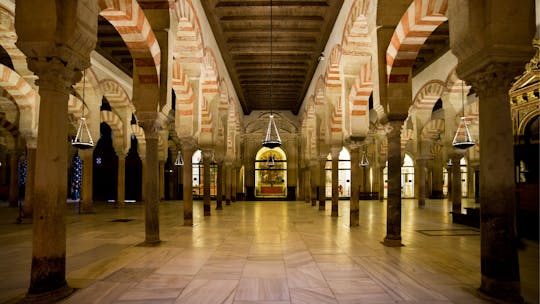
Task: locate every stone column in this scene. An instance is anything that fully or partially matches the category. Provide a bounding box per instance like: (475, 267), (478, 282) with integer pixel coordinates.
(383, 120), (404, 247)
(378, 166), (385, 201)
(23, 142), (37, 217)
(431, 151), (444, 198)
(140, 155), (147, 202)
(330, 147), (340, 217)
(8, 150), (20, 207)
(215, 160), (223, 210)
(116, 153), (126, 206)
(139, 113), (162, 245)
(231, 166), (237, 202)
(79, 149), (93, 213)
(26, 62), (74, 300)
(225, 163), (232, 205)
(310, 160), (318, 206)
(159, 160), (165, 200)
(416, 158), (428, 208)
(448, 1), (534, 298)
(474, 67), (526, 299)
(450, 152), (463, 215)
(304, 168), (311, 203)
(201, 149), (212, 216)
(349, 144), (360, 226)
(180, 139), (196, 225)
(318, 156), (326, 211)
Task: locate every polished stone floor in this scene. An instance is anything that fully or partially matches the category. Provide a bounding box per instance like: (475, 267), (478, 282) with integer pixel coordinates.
(0, 199), (538, 304)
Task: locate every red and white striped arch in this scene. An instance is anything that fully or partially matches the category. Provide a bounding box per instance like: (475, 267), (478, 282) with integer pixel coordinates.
(0, 7), (32, 78)
(401, 127), (413, 151)
(341, 0), (371, 56)
(172, 59), (196, 137)
(172, 0), (204, 79)
(386, 0), (447, 83)
(100, 111), (124, 148)
(348, 61), (373, 137)
(100, 79), (131, 109)
(0, 64), (36, 110)
(420, 118), (444, 141)
(412, 80), (445, 113)
(0, 111), (19, 139)
(199, 49), (220, 142)
(326, 46), (343, 140)
(99, 0), (161, 85)
(314, 76), (326, 106)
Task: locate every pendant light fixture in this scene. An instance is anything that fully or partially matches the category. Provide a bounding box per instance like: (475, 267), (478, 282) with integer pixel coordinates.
(72, 69), (94, 149)
(266, 153), (275, 167)
(175, 150), (184, 166)
(452, 81), (475, 149)
(261, 0), (282, 149)
(360, 148), (369, 167)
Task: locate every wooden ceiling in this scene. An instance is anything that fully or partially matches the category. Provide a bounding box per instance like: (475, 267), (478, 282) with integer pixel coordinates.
(96, 15), (133, 77)
(201, 0), (345, 115)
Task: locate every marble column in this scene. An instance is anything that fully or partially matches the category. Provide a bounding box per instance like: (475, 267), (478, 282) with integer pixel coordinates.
(181, 140), (195, 226)
(26, 61), (76, 299)
(79, 149), (93, 213)
(310, 160), (318, 206)
(349, 144), (360, 226)
(202, 149), (212, 216)
(216, 161), (223, 210)
(450, 153), (463, 215)
(448, 1), (534, 298)
(15, 1), (98, 299)
(231, 166), (237, 202)
(378, 166), (385, 202)
(139, 114), (162, 245)
(140, 155), (147, 202)
(383, 120), (404, 247)
(417, 158), (428, 208)
(304, 168), (311, 203)
(116, 153), (126, 206)
(318, 157), (326, 211)
(330, 147), (340, 217)
(431, 152), (444, 198)
(23, 144), (36, 217)
(8, 150), (20, 207)
(225, 163), (232, 205)
(474, 67), (524, 299)
(159, 160), (165, 200)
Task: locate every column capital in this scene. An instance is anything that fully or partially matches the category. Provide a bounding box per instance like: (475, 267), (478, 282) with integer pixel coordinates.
(467, 63), (525, 98)
(138, 111), (166, 139)
(330, 146), (341, 158)
(21, 131), (37, 149)
(201, 149), (214, 164)
(179, 136), (198, 153)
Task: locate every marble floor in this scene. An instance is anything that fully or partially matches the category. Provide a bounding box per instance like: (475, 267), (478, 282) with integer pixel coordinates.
(0, 199), (538, 304)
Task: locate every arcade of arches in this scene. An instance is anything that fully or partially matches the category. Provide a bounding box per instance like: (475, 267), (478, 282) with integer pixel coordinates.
(0, 0), (538, 303)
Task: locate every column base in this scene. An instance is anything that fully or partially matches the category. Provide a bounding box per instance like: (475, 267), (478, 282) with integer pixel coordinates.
(381, 236), (404, 247)
(311, 199), (316, 207)
(141, 239), (161, 247)
(22, 284), (73, 304)
(418, 199), (425, 208)
(216, 203), (223, 210)
(350, 210), (359, 226)
(183, 220), (193, 226)
(480, 275), (523, 303)
(225, 199), (231, 205)
(318, 201), (325, 211)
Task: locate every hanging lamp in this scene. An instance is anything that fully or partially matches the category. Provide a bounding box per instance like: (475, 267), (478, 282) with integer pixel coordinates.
(72, 70), (95, 149)
(261, 0), (282, 149)
(452, 81), (475, 149)
(175, 150), (184, 166)
(266, 154), (275, 167)
(360, 149), (369, 167)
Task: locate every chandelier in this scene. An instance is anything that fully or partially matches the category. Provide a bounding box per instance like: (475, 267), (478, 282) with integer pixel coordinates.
(261, 0), (282, 149)
(452, 81), (475, 149)
(360, 149), (369, 167)
(72, 69), (94, 149)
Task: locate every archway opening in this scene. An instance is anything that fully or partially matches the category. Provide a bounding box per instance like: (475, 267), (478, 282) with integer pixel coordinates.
(255, 147), (287, 198)
(192, 150), (218, 198)
(325, 147), (351, 198)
